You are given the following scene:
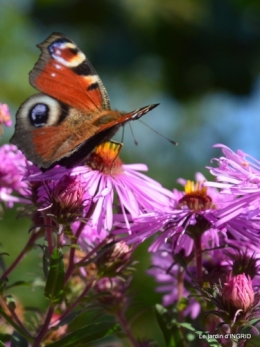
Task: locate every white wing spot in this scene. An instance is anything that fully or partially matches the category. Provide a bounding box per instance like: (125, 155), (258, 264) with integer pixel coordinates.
(51, 73), (56, 77)
(55, 64), (61, 69)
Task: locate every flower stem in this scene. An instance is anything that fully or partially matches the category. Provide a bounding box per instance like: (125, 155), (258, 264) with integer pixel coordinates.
(44, 216), (54, 254)
(32, 306), (54, 347)
(64, 221), (85, 283)
(0, 298), (33, 341)
(50, 279), (95, 328)
(194, 234), (203, 285)
(177, 267), (185, 323)
(116, 311), (139, 347)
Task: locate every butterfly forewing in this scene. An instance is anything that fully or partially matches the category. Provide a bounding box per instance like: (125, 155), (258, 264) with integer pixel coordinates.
(95, 104), (159, 133)
(29, 32), (110, 113)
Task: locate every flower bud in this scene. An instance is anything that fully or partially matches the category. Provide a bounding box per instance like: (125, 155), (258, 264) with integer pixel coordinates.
(96, 241), (132, 278)
(222, 273), (254, 316)
(38, 175), (85, 224)
(95, 277), (130, 313)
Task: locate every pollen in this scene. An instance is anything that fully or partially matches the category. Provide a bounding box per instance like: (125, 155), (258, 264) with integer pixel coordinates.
(177, 181), (215, 212)
(86, 141), (124, 174)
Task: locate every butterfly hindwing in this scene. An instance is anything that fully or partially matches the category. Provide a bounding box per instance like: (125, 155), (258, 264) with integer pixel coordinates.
(10, 93), (119, 168)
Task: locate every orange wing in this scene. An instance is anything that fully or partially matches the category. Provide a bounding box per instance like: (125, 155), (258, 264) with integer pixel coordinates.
(29, 32), (110, 113)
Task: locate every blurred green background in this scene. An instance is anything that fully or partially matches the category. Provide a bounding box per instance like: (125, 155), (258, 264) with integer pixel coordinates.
(1, 0), (260, 345)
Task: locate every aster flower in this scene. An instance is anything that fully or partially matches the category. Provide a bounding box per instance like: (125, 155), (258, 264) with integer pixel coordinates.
(27, 141), (173, 240)
(204, 144), (260, 241)
(206, 144), (260, 194)
(0, 144), (28, 207)
(117, 173), (227, 255)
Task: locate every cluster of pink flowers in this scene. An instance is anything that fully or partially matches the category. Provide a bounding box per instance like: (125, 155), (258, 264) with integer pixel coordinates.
(2, 97), (260, 327)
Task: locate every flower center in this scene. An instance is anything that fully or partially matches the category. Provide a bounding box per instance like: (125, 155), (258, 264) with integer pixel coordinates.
(86, 141), (124, 174)
(177, 181), (215, 212)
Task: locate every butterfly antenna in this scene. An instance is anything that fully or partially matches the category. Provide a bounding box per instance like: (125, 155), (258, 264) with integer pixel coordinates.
(120, 124), (125, 143)
(129, 123), (138, 146)
(138, 120), (178, 145)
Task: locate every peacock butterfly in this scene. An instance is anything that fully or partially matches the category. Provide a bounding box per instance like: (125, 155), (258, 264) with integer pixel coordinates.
(10, 32), (159, 169)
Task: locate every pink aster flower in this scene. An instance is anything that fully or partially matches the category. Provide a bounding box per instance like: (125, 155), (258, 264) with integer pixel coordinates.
(204, 144), (260, 242)
(117, 173), (227, 254)
(0, 144), (28, 207)
(27, 141), (173, 239)
(206, 144), (260, 218)
(207, 144), (260, 194)
(25, 141), (173, 253)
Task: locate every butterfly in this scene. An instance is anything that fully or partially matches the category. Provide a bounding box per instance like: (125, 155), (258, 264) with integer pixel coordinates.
(10, 32), (159, 169)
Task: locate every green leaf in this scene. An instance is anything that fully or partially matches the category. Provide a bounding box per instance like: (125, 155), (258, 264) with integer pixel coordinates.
(249, 317), (260, 327)
(44, 248), (65, 305)
(57, 309), (85, 327)
(11, 331), (28, 347)
(47, 322), (120, 347)
(6, 281), (31, 290)
(155, 304), (179, 347)
(0, 341), (7, 347)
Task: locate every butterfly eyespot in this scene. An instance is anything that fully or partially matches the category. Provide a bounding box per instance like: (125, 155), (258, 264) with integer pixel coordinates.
(48, 39), (85, 68)
(48, 38), (71, 55)
(29, 103), (49, 127)
(19, 94), (64, 127)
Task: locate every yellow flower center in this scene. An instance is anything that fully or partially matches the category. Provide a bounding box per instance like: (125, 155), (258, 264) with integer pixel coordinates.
(178, 181), (215, 212)
(86, 141), (123, 175)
